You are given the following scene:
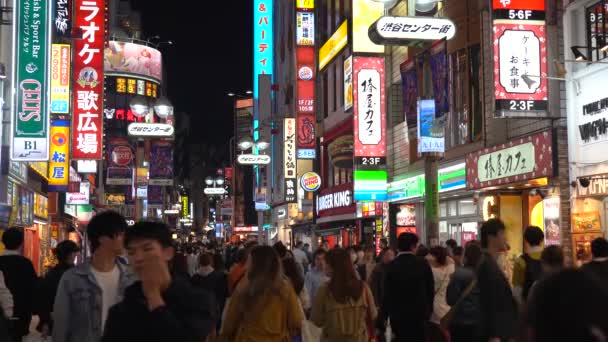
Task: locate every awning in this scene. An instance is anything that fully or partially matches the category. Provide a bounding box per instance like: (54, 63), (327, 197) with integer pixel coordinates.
(315, 213), (357, 224)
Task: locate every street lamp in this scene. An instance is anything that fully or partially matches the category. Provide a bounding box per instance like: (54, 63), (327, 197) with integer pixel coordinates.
(227, 91), (253, 98)
(237, 136), (254, 151)
(130, 95), (174, 119)
(129, 95), (150, 117)
(153, 96), (174, 118)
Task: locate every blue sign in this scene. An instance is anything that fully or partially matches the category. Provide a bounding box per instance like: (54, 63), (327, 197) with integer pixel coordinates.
(297, 149), (316, 159)
(417, 99), (445, 153)
(253, 0), (273, 99)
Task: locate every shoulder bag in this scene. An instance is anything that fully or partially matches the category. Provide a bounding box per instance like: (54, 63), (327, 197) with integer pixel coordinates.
(439, 277), (477, 330)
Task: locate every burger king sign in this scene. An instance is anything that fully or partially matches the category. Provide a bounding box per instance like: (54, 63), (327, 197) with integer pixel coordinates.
(301, 172), (322, 192)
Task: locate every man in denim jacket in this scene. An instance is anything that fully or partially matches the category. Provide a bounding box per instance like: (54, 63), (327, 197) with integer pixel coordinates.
(53, 211), (136, 342)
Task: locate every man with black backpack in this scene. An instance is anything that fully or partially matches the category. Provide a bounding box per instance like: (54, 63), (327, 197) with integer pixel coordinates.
(512, 226), (544, 304)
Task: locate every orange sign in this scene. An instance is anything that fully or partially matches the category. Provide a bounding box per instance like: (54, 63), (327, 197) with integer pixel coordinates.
(572, 211), (602, 233)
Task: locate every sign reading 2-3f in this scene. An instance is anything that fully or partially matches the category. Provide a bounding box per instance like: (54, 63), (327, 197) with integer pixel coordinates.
(11, 0), (52, 161)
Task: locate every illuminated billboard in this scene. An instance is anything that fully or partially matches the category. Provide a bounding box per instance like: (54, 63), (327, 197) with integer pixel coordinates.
(352, 0), (384, 53)
(319, 20), (348, 70)
(253, 0), (274, 98)
(104, 41), (162, 82)
(51, 44), (71, 114)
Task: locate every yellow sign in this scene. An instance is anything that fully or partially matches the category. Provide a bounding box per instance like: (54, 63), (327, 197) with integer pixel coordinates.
(50, 44), (71, 113)
(296, 0), (314, 9)
(34, 193), (48, 219)
(353, 0), (385, 53)
(48, 120), (70, 189)
(29, 162), (49, 180)
(319, 20), (348, 70)
(181, 196), (189, 218)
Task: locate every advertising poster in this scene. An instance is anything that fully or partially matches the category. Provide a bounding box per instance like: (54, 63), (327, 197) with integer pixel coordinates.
(149, 140), (174, 186)
(104, 41), (162, 82)
(344, 56), (353, 111)
(296, 12), (314, 46)
(148, 185), (163, 205)
(12, 0), (51, 161)
(297, 113), (316, 149)
(429, 40), (449, 118)
(400, 58), (418, 129)
(543, 197), (561, 246)
(72, 0), (105, 160)
(48, 120), (70, 192)
(417, 99), (445, 153)
(51, 44), (71, 113)
(106, 138), (133, 186)
(572, 211), (602, 233)
(353, 57), (386, 158)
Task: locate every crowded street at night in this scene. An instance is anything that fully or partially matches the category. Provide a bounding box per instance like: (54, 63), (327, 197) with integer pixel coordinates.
(0, 0), (608, 341)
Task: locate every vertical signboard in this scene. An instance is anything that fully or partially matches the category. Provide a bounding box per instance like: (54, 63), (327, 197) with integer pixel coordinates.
(284, 118), (297, 203)
(11, 0), (51, 161)
(418, 99), (445, 153)
(253, 0), (273, 99)
(50, 44), (70, 113)
(493, 0), (547, 115)
(72, 0), (105, 159)
(296, 11), (314, 46)
(53, 0), (71, 37)
(353, 57), (387, 201)
(48, 120), (70, 192)
(429, 40), (449, 118)
(149, 140), (174, 186)
(296, 44), (316, 158)
(344, 56), (353, 111)
(400, 58), (418, 129)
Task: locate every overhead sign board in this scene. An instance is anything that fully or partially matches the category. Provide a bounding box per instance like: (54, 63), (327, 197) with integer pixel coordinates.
(204, 188), (227, 195)
(319, 20), (348, 70)
(369, 16), (456, 46)
(66, 182), (90, 205)
(237, 154), (272, 165)
(127, 123), (174, 137)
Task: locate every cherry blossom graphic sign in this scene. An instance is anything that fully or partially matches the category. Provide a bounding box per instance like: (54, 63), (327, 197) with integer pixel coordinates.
(465, 130), (553, 190)
(72, 0), (105, 159)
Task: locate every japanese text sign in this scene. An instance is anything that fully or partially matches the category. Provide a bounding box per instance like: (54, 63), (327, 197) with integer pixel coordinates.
(417, 99), (445, 153)
(284, 118), (297, 178)
(66, 182), (90, 205)
(127, 123), (174, 138)
(352, 0), (384, 53)
(51, 44), (71, 113)
(254, 0), (273, 98)
(54, 0), (71, 36)
(296, 0), (313, 10)
(353, 57), (386, 159)
(48, 120), (70, 192)
(285, 179), (297, 203)
(297, 47), (315, 114)
(72, 0), (105, 159)
(319, 20), (348, 70)
(465, 130), (553, 190)
(492, 0), (545, 20)
(369, 16), (456, 46)
(296, 12), (314, 46)
(344, 56), (353, 111)
(11, 0), (51, 161)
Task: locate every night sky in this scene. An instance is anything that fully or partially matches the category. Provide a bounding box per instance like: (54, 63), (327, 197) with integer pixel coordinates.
(133, 1), (253, 150)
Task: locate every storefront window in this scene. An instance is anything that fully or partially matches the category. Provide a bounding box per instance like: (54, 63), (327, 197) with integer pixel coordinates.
(585, 0), (608, 62)
(459, 199), (477, 216)
(440, 202), (447, 217)
(448, 200), (458, 217)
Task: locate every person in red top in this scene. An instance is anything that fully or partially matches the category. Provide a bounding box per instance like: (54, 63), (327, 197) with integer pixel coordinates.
(227, 248), (249, 295)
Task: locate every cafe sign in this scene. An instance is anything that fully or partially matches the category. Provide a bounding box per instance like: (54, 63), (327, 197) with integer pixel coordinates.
(466, 130), (553, 190)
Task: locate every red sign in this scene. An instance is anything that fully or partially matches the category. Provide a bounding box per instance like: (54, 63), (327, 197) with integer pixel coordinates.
(297, 113), (316, 149)
(492, 0), (545, 11)
(316, 183), (356, 219)
(111, 145), (133, 166)
(297, 47), (315, 114)
(353, 57), (386, 158)
(234, 226), (259, 233)
(72, 0), (105, 159)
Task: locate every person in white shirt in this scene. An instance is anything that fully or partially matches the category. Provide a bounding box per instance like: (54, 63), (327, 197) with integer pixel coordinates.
(292, 241), (309, 273)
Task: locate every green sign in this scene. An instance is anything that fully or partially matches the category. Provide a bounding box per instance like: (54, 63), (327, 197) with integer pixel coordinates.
(12, 0), (50, 161)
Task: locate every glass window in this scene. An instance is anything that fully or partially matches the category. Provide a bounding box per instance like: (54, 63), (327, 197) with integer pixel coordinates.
(586, 1), (608, 62)
(448, 200), (458, 217)
(440, 202), (447, 217)
(459, 199), (477, 216)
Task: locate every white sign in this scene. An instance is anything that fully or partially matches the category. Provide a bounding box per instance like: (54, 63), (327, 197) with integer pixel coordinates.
(77, 160), (97, 173)
(357, 68), (382, 145)
(316, 190), (352, 214)
(284, 118), (297, 179)
(370, 16), (456, 44)
(204, 188), (227, 195)
(498, 30), (541, 94)
(296, 12), (315, 46)
(66, 182), (90, 205)
(164, 209), (179, 214)
(127, 123), (174, 138)
(64, 204), (77, 217)
(344, 56), (353, 111)
(237, 154), (272, 165)
(477, 142), (535, 182)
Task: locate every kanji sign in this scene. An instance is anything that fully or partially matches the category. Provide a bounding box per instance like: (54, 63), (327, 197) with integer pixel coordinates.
(353, 57), (386, 159)
(53, 0), (71, 36)
(369, 16), (456, 46)
(72, 0), (105, 159)
(51, 44), (71, 113)
(11, 0), (51, 161)
(296, 0), (313, 10)
(253, 0), (273, 98)
(296, 11), (314, 46)
(127, 123), (174, 137)
(466, 130), (553, 189)
(48, 120), (70, 192)
(284, 118), (297, 203)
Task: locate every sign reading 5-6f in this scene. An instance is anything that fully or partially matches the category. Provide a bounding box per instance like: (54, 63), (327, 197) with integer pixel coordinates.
(11, 0), (52, 161)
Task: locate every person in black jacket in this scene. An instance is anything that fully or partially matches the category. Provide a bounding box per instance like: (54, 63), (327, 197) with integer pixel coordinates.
(102, 221), (217, 342)
(0, 228), (38, 342)
(477, 219), (518, 342)
(377, 232), (434, 342)
(191, 252), (227, 329)
(36, 240), (80, 335)
(581, 237), (608, 284)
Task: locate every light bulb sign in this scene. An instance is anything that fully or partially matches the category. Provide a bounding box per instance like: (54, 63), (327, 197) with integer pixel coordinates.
(237, 154), (272, 165)
(127, 123), (174, 138)
(492, 0), (547, 117)
(369, 16), (456, 46)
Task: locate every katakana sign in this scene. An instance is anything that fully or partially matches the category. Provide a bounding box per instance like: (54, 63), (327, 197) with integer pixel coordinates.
(127, 123), (174, 138)
(53, 0), (71, 37)
(466, 130), (553, 189)
(51, 44), (71, 113)
(237, 154), (272, 165)
(369, 16), (456, 46)
(284, 118), (297, 203)
(253, 0), (273, 98)
(296, 11), (314, 46)
(11, 0), (51, 161)
(72, 0), (104, 159)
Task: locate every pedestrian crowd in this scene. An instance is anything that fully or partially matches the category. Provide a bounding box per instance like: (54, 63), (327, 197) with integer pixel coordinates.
(0, 212), (607, 341)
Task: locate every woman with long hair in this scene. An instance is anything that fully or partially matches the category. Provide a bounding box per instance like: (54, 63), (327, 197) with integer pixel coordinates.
(427, 246), (455, 342)
(220, 246), (304, 341)
(311, 248), (376, 342)
(283, 256), (311, 311)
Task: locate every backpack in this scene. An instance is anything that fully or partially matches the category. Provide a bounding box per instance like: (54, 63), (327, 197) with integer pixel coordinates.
(521, 253), (542, 299)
